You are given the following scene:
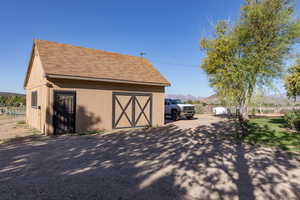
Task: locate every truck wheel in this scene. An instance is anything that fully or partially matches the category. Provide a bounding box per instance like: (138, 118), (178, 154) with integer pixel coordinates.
(172, 110), (179, 121)
(186, 116), (193, 120)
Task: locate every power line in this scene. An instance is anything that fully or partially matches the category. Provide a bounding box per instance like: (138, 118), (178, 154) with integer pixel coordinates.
(150, 59), (208, 77)
(150, 59), (201, 68)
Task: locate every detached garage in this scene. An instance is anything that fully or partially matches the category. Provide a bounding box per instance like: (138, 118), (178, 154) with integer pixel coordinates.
(24, 40), (170, 135)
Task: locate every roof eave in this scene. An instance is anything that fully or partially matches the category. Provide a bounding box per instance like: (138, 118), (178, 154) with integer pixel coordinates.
(23, 42), (36, 88)
(46, 74), (171, 87)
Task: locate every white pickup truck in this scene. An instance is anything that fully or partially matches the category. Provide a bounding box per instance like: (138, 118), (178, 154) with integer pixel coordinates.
(165, 98), (195, 121)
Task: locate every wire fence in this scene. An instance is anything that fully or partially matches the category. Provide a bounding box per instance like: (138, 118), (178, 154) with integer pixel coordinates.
(0, 107), (26, 117)
(194, 104), (300, 115)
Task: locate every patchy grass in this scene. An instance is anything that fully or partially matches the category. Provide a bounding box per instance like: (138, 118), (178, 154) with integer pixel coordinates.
(13, 121), (28, 129)
(245, 117), (300, 152)
(68, 130), (105, 136)
(16, 120), (26, 125)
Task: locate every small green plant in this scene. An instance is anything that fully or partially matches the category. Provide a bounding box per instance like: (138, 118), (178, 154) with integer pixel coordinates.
(284, 110), (300, 131)
(16, 120), (26, 125)
(31, 128), (41, 134)
(71, 129), (105, 136)
(141, 125), (152, 131)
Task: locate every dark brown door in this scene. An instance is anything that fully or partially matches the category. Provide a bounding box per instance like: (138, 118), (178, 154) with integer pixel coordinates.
(53, 91), (76, 134)
(112, 92), (152, 129)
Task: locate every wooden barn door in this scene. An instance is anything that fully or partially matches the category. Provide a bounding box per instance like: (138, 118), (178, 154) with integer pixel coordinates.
(53, 91), (76, 134)
(112, 92), (152, 129)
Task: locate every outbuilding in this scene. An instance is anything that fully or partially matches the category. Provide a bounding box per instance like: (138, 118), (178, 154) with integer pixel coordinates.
(213, 107), (228, 115)
(24, 40), (170, 135)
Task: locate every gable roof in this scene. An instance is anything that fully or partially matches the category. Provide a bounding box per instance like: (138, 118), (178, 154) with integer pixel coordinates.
(25, 40), (170, 87)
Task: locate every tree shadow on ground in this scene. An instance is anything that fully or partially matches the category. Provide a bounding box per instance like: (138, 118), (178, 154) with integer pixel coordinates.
(250, 116), (288, 128)
(268, 117), (286, 124)
(0, 122), (300, 200)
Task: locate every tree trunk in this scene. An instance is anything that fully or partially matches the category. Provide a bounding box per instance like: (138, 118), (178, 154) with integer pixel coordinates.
(235, 102), (250, 139)
(239, 102), (250, 121)
(242, 107), (249, 120)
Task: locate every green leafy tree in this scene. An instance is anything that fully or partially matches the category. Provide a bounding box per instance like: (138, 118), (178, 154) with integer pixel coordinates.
(0, 96), (5, 106)
(6, 96), (15, 106)
(0, 96), (9, 106)
(200, 0), (300, 120)
(0, 95), (26, 107)
(285, 57), (300, 101)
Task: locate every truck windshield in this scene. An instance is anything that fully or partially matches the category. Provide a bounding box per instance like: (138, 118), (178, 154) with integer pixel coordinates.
(171, 99), (182, 104)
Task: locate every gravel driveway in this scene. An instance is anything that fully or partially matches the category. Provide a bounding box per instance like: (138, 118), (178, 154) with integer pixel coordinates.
(166, 114), (226, 129)
(0, 115), (299, 200)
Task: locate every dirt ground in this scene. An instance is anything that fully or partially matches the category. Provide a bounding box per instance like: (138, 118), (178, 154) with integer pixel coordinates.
(166, 114), (226, 129)
(0, 114), (299, 200)
(0, 115), (35, 141)
(0, 114), (221, 141)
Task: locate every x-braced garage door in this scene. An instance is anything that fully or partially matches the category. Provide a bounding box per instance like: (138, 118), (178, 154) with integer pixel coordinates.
(112, 92), (152, 129)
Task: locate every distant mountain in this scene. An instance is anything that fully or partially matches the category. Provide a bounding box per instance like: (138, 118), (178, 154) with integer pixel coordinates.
(166, 94), (203, 101)
(202, 94), (220, 104)
(167, 93), (300, 105)
(202, 93), (300, 105)
(0, 92), (25, 97)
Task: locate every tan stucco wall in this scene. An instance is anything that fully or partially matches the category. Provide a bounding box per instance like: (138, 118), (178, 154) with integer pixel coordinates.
(46, 79), (165, 134)
(25, 52), (47, 133)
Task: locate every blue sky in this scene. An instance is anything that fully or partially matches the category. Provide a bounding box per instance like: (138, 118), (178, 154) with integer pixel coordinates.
(1, 0), (299, 97)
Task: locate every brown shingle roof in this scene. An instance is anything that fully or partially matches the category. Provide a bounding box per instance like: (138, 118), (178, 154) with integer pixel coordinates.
(34, 40), (170, 86)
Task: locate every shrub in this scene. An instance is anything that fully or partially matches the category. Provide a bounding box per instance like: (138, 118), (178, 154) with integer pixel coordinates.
(294, 119), (300, 130)
(194, 104), (204, 114)
(284, 110), (300, 131)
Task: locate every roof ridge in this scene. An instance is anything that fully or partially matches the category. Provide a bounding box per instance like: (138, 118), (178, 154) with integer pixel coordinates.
(35, 39), (147, 61)
(28, 39), (170, 86)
